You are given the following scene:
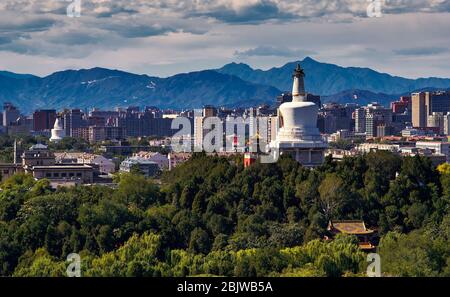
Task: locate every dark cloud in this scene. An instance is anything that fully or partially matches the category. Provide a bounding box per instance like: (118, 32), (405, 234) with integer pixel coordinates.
(0, 35), (13, 45)
(46, 31), (102, 46)
(95, 5), (139, 18)
(0, 16), (57, 33)
(189, 1), (295, 24)
(99, 23), (176, 38)
(384, 0), (450, 14)
(394, 47), (449, 56)
(235, 46), (316, 57)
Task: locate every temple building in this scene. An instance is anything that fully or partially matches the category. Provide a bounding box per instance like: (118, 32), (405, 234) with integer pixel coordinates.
(327, 220), (378, 251)
(270, 64), (327, 166)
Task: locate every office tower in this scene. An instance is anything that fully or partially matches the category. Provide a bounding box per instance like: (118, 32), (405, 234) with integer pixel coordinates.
(319, 103), (356, 134)
(277, 93), (293, 107)
(427, 112), (446, 135)
(391, 96), (411, 114)
(444, 114), (450, 136)
(365, 103), (393, 138)
(413, 91), (450, 128)
(412, 92), (427, 128)
(203, 105), (217, 118)
(33, 109), (56, 131)
(306, 94), (322, 108)
(354, 107), (366, 133)
(426, 91), (450, 115)
(63, 109), (85, 137)
(3, 102), (20, 128)
(194, 106), (218, 150)
(376, 125), (394, 137)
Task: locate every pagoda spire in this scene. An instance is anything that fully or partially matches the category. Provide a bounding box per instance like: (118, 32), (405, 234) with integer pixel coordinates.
(292, 63), (306, 102)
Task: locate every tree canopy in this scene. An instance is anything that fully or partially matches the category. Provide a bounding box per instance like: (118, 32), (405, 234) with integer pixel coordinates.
(0, 151), (449, 276)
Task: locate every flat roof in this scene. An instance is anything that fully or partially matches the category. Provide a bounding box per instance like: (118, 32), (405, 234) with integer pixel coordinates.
(32, 165), (93, 170)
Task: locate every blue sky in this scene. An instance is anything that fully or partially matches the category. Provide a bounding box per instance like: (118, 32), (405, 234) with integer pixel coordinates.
(0, 0), (449, 78)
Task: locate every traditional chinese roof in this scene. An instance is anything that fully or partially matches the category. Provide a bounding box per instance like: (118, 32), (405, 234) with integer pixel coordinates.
(328, 220), (374, 235)
(359, 242), (376, 250)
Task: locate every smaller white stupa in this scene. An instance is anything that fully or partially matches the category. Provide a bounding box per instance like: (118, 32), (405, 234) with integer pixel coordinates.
(50, 117), (65, 143)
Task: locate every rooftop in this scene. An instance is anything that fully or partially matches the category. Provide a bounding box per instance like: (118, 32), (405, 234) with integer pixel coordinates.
(32, 164), (93, 170)
(30, 143), (48, 150)
(328, 220), (374, 235)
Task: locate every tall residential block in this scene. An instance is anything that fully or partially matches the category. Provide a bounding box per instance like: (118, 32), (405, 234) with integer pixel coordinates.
(412, 92), (427, 128)
(33, 109), (56, 131)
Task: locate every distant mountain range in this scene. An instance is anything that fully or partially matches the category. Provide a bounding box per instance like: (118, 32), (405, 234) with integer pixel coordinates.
(0, 68), (280, 113)
(1, 57), (450, 113)
(217, 57), (450, 96)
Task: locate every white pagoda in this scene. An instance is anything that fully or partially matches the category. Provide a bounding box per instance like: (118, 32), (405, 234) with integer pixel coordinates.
(270, 64), (327, 166)
(50, 117), (65, 143)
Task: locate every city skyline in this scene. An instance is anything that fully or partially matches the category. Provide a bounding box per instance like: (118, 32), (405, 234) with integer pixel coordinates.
(0, 1), (450, 78)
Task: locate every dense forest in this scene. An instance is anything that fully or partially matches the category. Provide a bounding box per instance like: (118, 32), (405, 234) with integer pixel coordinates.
(0, 152), (449, 277)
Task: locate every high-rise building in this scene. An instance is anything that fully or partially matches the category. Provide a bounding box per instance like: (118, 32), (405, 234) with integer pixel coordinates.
(2, 102), (20, 128)
(376, 125), (394, 138)
(203, 105), (217, 118)
(365, 103), (393, 138)
(33, 109), (56, 131)
(318, 103), (356, 134)
(88, 126), (127, 143)
(391, 96), (411, 114)
(427, 112), (446, 135)
(354, 107), (366, 133)
(277, 93), (293, 107)
(443, 114), (450, 136)
(194, 106), (218, 150)
(63, 109), (85, 137)
(426, 91), (450, 115)
(72, 127), (90, 141)
(412, 92), (427, 128)
(88, 126), (106, 143)
(412, 91), (450, 128)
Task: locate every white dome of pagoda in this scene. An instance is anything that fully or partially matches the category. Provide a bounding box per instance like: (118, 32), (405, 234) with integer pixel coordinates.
(50, 117), (65, 143)
(277, 64), (321, 142)
(269, 63), (327, 166)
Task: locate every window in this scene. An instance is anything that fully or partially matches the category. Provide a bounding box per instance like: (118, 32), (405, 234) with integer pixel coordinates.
(69, 173), (74, 177)
(53, 173), (60, 178)
(76, 173), (82, 177)
(46, 173), (51, 178)
(61, 173), (67, 177)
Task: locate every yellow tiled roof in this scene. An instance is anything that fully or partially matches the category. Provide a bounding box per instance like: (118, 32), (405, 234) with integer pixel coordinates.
(328, 220), (374, 235)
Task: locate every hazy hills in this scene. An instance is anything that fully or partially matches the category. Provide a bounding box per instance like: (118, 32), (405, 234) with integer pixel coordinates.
(0, 68), (279, 113)
(217, 57), (450, 95)
(1, 57), (450, 113)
